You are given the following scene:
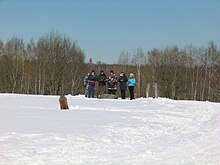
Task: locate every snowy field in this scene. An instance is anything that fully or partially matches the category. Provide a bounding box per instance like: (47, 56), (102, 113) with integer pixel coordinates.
(0, 93), (220, 165)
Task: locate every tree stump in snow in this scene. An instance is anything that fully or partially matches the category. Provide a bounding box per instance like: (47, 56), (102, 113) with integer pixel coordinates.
(59, 95), (69, 110)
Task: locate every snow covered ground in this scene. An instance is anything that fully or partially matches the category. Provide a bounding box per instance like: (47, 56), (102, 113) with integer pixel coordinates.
(0, 93), (220, 165)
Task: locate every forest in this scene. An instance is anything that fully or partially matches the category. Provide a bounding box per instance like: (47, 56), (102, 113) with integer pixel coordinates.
(0, 32), (220, 102)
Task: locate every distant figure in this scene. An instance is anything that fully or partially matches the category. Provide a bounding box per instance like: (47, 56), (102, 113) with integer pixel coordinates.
(97, 70), (107, 97)
(128, 73), (136, 100)
(87, 70), (97, 98)
(107, 70), (117, 95)
(59, 95), (69, 110)
(83, 72), (90, 97)
(118, 72), (128, 99)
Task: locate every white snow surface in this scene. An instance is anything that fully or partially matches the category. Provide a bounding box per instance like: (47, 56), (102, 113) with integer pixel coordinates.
(0, 93), (220, 165)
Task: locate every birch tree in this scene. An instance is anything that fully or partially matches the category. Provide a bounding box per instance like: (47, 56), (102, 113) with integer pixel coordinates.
(132, 48), (146, 97)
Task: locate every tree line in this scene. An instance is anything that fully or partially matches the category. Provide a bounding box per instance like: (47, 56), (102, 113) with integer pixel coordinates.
(0, 32), (85, 95)
(0, 32), (220, 101)
(116, 43), (220, 102)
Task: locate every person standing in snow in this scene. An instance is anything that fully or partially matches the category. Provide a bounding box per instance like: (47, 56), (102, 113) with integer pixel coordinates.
(83, 72), (90, 97)
(107, 70), (117, 95)
(118, 72), (128, 99)
(97, 70), (107, 97)
(128, 73), (136, 100)
(87, 70), (97, 98)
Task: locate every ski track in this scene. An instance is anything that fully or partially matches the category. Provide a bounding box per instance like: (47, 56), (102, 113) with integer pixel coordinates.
(0, 94), (220, 165)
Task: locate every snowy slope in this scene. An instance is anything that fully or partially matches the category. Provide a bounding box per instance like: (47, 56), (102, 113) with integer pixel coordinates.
(0, 93), (220, 165)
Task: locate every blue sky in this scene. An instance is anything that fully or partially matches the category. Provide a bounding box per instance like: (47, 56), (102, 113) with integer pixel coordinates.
(0, 0), (219, 64)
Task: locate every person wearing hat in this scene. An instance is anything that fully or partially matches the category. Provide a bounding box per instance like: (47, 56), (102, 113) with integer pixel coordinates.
(118, 72), (128, 99)
(128, 73), (136, 100)
(97, 70), (107, 97)
(107, 70), (117, 95)
(87, 70), (97, 98)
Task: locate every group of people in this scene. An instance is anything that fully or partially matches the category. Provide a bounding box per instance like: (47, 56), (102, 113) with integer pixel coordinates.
(83, 70), (136, 100)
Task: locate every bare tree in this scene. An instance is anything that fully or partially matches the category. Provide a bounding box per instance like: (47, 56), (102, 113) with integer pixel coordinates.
(36, 32), (85, 95)
(118, 50), (131, 74)
(132, 48), (146, 97)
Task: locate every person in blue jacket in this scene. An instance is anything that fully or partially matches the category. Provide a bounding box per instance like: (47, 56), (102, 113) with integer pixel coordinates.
(128, 73), (136, 100)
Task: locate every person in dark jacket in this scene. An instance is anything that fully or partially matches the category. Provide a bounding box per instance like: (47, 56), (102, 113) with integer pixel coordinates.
(118, 72), (128, 99)
(107, 70), (117, 95)
(97, 70), (107, 97)
(87, 70), (97, 98)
